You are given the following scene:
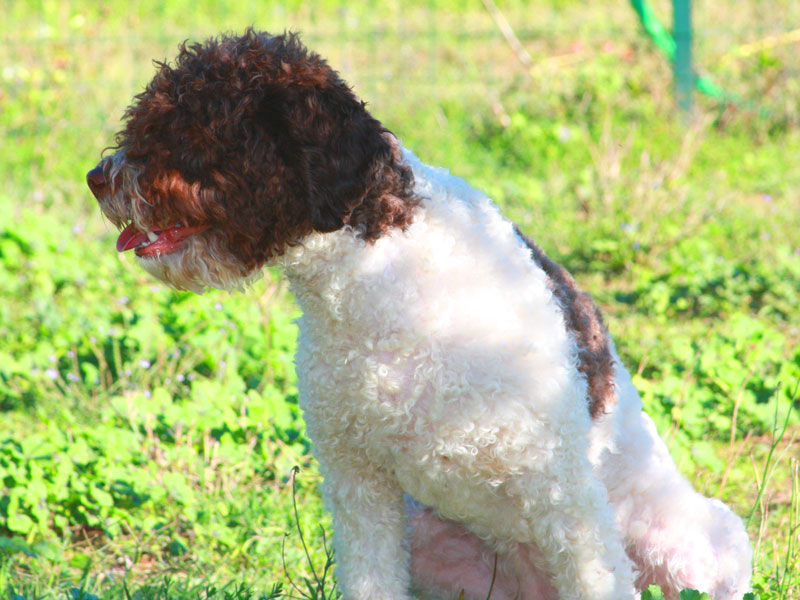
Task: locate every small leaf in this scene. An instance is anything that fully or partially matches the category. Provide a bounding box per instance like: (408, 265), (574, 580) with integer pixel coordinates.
(7, 511), (34, 534)
(0, 535), (35, 556)
(167, 539), (187, 556)
(68, 588), (102, 600)
(642, 585), (665, 600)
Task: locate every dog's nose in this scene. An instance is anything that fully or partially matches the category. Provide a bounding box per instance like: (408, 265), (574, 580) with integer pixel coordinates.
(86, 165), (107, 198)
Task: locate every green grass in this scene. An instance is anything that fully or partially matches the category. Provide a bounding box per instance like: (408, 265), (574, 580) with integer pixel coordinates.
(2, 1), (799, 598)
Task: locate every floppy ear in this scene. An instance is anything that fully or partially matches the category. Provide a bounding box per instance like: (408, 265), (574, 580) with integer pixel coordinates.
(285, 81), (392, 233)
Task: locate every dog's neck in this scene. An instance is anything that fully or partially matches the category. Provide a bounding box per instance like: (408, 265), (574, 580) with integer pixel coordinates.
(276, 227), (373, 319)
(277, 147), (428, 319)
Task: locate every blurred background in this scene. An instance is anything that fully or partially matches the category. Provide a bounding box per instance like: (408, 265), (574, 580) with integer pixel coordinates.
(1, 1), (799, 599)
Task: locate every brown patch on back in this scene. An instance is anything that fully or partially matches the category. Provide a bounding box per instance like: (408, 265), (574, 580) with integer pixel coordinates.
(514, 225), (617, 418)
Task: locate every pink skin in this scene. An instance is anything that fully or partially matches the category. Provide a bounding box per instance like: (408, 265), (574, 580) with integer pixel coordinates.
(407, 504), (558, 600)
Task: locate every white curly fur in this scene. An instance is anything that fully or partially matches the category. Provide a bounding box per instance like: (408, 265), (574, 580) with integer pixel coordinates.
(271, 148), (752, 600)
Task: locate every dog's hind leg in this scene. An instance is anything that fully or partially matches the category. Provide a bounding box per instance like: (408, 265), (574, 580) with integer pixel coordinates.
(398, 445), (637, 600)
(496, 467), (636, 600)
(596, 361), (752, 600)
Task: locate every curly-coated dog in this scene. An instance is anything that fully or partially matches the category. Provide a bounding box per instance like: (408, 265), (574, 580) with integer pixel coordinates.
(87, 30), (752, 600)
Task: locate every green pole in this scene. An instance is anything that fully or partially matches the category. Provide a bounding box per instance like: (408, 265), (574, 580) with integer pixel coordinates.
(630, 0), (676, 59)
(631, 0), (756, 112)
(673, 0), (693, 113)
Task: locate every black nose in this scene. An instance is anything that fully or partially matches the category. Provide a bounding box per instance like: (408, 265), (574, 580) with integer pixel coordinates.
(87, 165), (106, 198)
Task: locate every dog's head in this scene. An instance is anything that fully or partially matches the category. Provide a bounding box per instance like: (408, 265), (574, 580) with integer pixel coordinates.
(88, 29), (417, 291)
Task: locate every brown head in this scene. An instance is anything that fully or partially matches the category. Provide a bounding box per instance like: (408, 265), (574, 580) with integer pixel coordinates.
(87, 29), (418, 291)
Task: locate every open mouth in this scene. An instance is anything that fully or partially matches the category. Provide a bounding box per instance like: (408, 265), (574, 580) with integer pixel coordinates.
(116, 223), (210, 257)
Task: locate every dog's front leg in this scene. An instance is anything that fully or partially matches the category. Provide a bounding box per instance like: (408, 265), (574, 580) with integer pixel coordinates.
(317, 450), (411, 600)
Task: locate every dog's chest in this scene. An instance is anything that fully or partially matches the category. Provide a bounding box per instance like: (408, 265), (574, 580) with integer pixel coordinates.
(285, 196), (588, 460)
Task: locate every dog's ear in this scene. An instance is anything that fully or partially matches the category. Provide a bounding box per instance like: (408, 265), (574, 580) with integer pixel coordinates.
(257, 71), (392, 234)
(302, 88), (392, 233)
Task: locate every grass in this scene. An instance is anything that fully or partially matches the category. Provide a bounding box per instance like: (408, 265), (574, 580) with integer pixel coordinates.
(1, 0), (799, 598)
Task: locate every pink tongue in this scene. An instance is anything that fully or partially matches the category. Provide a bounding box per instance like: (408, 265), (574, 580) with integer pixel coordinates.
(117, 224), (151, 252)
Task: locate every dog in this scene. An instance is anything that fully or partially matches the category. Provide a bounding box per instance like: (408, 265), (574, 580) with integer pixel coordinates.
(87, 30), (752, 600)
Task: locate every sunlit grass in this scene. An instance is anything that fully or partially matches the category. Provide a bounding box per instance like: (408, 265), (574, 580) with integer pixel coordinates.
(2, 1), (800, 598)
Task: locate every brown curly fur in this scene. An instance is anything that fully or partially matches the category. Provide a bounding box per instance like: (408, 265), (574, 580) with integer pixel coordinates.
(514, 226), (617, 418)
(107, 29), (419, 272)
